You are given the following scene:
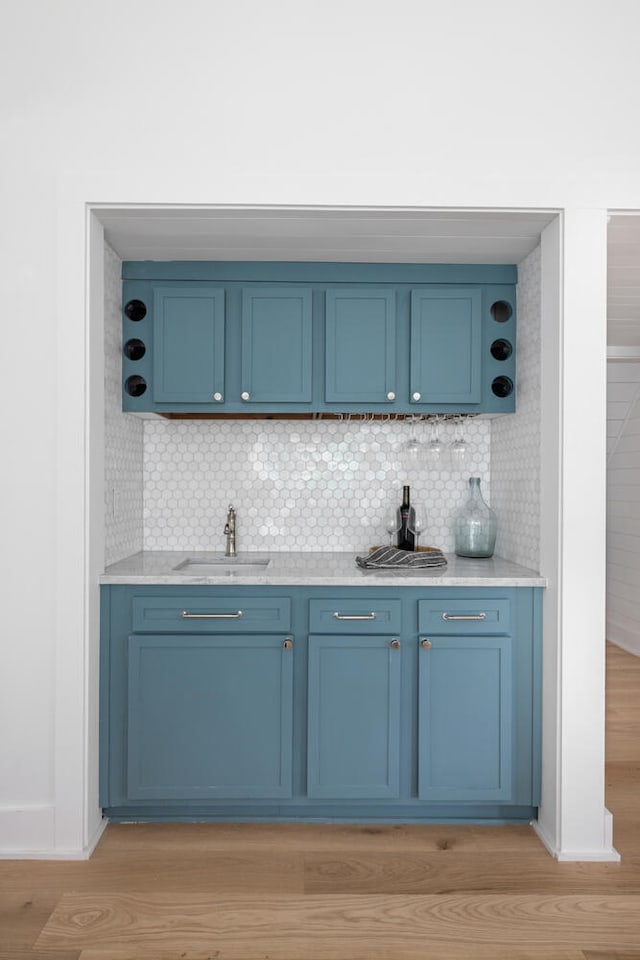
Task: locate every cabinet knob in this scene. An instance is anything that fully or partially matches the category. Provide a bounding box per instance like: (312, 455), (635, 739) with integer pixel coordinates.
(241, 391), (250, 401)
(386, 391), (396, 401)
(412, 391), (421, 402)
(213, 392), (223, 402)
(421, 638), (432, 649)
(390, 638), (400, 650)
(283, 638), (293, 650)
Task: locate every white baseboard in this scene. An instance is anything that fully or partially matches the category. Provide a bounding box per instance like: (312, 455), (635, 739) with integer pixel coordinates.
(607, 622), (640, 657)
(0, 804), (55, 857)
(0, 807), (108, 859)
(532, 808), (620, 862)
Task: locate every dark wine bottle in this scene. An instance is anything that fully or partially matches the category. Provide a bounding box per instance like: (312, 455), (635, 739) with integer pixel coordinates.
(124, 299), (147, 321)
(124, 338), (146, 360)
(490, 338), (513, 361)
(125, 374), (147, 397)
(491, 375), (514, 398)
(396, 485), (416, 551)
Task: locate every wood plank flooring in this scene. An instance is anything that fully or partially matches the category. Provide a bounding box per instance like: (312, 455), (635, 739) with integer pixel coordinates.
(2, 642), (640, 959)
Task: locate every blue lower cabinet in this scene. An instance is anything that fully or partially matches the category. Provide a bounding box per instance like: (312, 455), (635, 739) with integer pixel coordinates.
(307, 634), (402, 799)
(101, 584), (541, 821)
(418, 635), (513, 803)
(126, 633), (293, 800)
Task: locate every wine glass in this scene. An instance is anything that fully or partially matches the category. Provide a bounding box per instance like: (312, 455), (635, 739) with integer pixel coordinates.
(424, 417), (443, 466)
(384, 509), (400, 546)
(411, 514), (425, 548)
(449, 416), (467, 470)
(403, 416), (422, 459)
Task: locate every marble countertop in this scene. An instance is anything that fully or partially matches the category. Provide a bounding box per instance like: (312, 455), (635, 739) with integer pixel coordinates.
(100, 550), (547, 587)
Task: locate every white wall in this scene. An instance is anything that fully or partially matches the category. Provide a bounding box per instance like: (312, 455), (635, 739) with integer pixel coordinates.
(607, 360), (640, 655)
(104, 244), (144, 566)
(2, 0), (639, 857)
(492, 245), (541, 570)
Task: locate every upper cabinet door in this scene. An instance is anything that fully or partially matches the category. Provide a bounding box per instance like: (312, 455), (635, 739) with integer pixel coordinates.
(325, 289), (396, 405)
(410, 287), (482, 405)
(241, 288), (313, 404)
(153, 287), (225, 403)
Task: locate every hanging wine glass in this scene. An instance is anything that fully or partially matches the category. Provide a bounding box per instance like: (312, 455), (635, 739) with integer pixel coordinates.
(449, 416), (468, 470)
(424, 417), (443, 466)
(403, 416), (422, 460)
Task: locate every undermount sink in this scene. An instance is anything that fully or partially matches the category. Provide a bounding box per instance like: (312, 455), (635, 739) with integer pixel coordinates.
(172, 557), (271, 576)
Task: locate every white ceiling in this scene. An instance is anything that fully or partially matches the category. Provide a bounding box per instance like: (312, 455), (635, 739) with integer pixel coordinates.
(100, 207), (556, 265)
(99, 206), (640, 347)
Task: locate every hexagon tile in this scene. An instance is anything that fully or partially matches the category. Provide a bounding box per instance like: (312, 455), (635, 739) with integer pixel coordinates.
(143, 417), (491, 553)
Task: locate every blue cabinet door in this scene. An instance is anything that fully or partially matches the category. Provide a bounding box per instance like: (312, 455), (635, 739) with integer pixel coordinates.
(325, 289), (396, 404)
(410, 287), (482, 405)
(418, 635), (513, 802)
(307, 634), (401, 799)
(127, 634), (293, 800)
(153, 287), (225, 403)
(240, 288), (312, 404)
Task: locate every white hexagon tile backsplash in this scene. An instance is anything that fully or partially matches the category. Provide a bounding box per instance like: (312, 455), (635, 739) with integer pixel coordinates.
(143, 416), (491, 553)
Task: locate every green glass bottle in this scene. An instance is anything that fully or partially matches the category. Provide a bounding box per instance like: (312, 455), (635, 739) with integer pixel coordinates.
(453, 477), (497, 558)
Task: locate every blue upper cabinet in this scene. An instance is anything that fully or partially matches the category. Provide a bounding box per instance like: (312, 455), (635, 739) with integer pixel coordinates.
(410, 288), (482, 406)
(153, 287), (226, 404)
(325, 289), (396, 405)
(122, 263), (517, 415)
(240, 288), (313, 405)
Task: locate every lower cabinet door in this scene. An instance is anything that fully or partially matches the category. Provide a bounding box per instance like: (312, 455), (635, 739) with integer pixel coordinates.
(127, 634), (293, 800)
(307, 634), (401, 799)
(418, 635), (513, 803)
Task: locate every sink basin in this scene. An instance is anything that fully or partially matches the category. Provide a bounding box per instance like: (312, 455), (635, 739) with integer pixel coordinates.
(173, 557), (271, 576)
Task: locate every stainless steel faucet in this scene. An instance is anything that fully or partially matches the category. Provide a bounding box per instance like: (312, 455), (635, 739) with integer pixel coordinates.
(224, 504), (237, 557)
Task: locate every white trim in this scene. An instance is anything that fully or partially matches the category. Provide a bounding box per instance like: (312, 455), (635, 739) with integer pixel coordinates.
(532, 810), (620, 862)
(48, 190), (606, 860)
(537, 215), (563, 853)
(537, 210), (612, 861)
(0, 805), (55, 856)
(556, 209), (609, 857)
(0, 815), (108, 861)
(54, 189), (89, 853)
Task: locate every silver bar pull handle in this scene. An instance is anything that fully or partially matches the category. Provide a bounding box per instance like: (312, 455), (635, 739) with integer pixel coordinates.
(441, 612), (487, 622)
(181, 610), (243, 620)
(333, 611), (377, 621)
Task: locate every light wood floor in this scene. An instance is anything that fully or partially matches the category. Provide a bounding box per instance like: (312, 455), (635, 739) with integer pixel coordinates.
(2, 643), (640, 960)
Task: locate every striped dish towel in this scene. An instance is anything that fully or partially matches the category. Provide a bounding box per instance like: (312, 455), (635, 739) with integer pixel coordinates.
(356, 546), (447, 569)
